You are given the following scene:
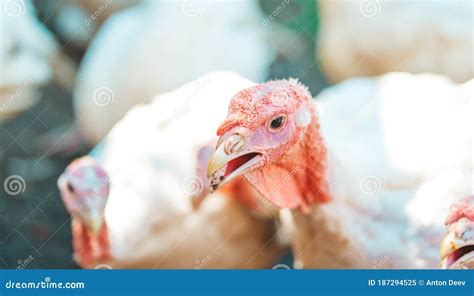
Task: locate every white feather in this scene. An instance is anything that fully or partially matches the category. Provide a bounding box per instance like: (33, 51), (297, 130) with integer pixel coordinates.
(293, 73), (473, 268)
(319, 0), (474, 83)
(87, 72), (283, 268)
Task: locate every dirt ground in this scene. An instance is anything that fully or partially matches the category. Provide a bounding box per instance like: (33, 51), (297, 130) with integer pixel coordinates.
(0, 1), (327, 269)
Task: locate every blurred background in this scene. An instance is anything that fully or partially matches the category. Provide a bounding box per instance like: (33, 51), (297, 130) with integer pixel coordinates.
(0, 0), (472, 268)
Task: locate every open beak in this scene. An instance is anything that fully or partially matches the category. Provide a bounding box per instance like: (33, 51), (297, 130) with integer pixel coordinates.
(441, 218), (474, 269)
(207, 134), (262, 192)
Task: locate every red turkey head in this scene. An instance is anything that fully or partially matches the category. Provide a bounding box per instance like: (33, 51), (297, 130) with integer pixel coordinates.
(207, 79), (330, 213)
(441, 195), (474, 269)
(58, 156), (110, 234)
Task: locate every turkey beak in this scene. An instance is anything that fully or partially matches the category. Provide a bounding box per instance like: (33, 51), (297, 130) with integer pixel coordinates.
(207, 134), (262, 192)
(440, 218), (474, 269)
(207, 142), (230, 182)
(81, 210), (104, 235)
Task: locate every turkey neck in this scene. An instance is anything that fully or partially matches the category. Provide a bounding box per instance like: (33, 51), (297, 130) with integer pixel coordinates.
(284, 201), (367, 268)
(283, 111), (367, 268)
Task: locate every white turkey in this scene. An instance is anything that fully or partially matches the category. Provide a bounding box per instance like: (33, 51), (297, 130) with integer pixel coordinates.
(207, 72), (473, 268)
(0, 0), (75, 122)
(318, 0), (474, 83)
(58, 72), (284, 269)
(73, 0), (292, 146)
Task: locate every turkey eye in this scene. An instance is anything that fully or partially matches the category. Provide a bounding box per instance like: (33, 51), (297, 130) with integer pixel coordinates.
(67, 182), (76, 193)
(269, 115), (286, 131)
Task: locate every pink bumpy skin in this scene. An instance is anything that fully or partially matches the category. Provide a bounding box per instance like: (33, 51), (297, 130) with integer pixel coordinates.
(441, 196), (474, 269)
(445, 196), (474, 225)
(57, 156), (111, 267)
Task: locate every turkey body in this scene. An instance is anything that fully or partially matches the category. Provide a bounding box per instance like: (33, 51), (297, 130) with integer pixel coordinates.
(318, 0), (474, 83)
(74, 0), (279, 145)
(287, 73), (473, 268)
(0, 0), (74, 121)
(66, 72), (284, 269)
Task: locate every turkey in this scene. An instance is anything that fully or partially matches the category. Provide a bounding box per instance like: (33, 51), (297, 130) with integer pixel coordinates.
(0, 0), (75, 122)
(57, 72), (284, 269)
(441, 195), (474, 269)
(72, 0), (292, 146)
(318, 0), (474, 83)
(207, 73), (473, 268)
(48, 0), (141, 51)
